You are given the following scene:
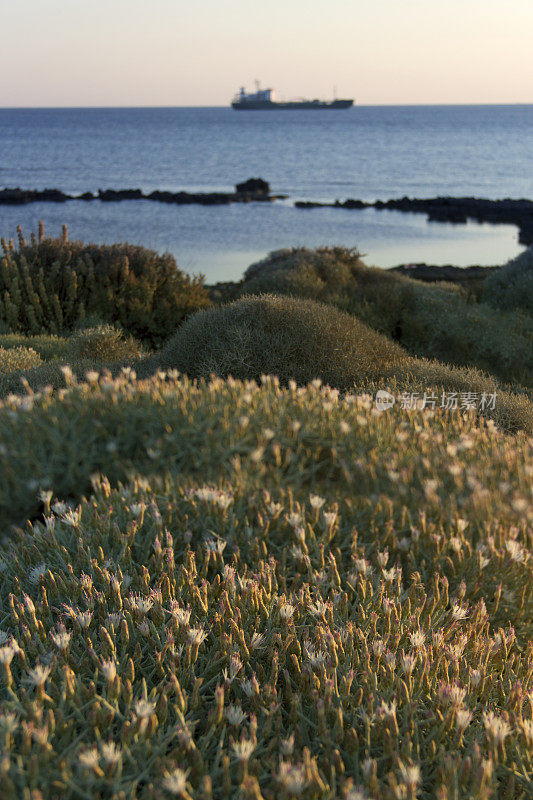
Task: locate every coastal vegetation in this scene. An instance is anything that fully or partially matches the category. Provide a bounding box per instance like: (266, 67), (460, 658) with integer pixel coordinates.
(225, 247), (533, 388)
(0, 227), (531, 799)
(483, 246), (533, 314)
(0, 225), (210, 346)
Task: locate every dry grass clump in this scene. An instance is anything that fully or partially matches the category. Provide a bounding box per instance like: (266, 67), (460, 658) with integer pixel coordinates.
(69, 324), (145, 362)
(0, 345), (43, 373)
(0, 224), (210, 345)
(239, 248), (533, 386)
(0, 374), (531, 798)
(158, 294), (407, 387)
(483, 246), (533, 314)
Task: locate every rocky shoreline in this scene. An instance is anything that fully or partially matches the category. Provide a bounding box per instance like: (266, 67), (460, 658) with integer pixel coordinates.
(0, 178), (286, 207)
(2, 177), (532, 246)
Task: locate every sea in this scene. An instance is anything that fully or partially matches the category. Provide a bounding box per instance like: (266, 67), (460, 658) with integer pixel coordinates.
(0, 105), (532, 283)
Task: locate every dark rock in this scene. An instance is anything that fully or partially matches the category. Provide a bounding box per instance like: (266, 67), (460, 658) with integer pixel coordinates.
(294, 200), (331, 209)
(98, 189), (144, 201)
(235, 177), (270, 196)
(0, 188), (72, 204)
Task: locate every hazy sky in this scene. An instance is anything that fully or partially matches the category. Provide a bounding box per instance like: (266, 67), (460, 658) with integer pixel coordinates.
(2, 0), (532, 106)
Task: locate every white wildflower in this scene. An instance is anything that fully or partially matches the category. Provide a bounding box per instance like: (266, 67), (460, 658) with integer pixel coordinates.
(384, 650), (396, 669)
(100, 660), (117, 683)
(61, 508), (82, 527)
(187, 627), (208, 645)
(372, 639), (386, 657)
(224, 704), (247, 726)
(204, 537), (227, 554)
(232, 738), (255, 762)
(483, 711), (511, 745)
(162, 767), (189, 795)
(376, 699), (397, 719)
(438, 682), (467, 707)
(51, 627), (72, 651)
(309, 494), (325, 509)
(398, 763), (421, 790)
(0, 645), (16, 665)
(78, 748), (100, 770)
(323, 511), (337, 527)
(277, 761), (308, 795)
(25, 664), (52, 686)
(128, 594), (153, 615)
(308, 600), (328, 618)
(76, 610), (93, 629)
(456, 708), (473, 731)
(470, 668), (482, 687)
(101, 741), (121, 766)
(307, 647), (327, 668)
(279, 602), (295, 620)
(505, 540), (526, 563)
(250, 631), (265, 649)
(169, 603), (191, 626)
(286, 512), (302, 528)
(409, 631), (426, 649)
(134, 699), (155, 719)
(400, 652), (417, 675)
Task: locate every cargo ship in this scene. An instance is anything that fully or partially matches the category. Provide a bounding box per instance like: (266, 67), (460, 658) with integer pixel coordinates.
(231, 83), (353, 110)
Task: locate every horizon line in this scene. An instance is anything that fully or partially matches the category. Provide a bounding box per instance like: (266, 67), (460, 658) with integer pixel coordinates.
(0, 102), (532, 110)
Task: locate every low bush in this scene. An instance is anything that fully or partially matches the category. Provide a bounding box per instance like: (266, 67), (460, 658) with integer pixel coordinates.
(158, 293), (407, 387)
(0, 224), (211, 345)
(0, 345), (42, 374)
(482, 245), (533, 313)
(69, 324), (145, 362)
(0, 374), (531, 798)
(239, 248), (533, 386)
(156, 293), (532, 434)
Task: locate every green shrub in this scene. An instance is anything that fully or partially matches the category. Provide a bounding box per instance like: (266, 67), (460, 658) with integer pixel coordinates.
(0, 345), (42, 374)
(156, 293), (532, 434)
(158, 293), (407, 387)
(482, 246), (533, 313)
(0, 224), (211, 345)
(69, 324), (145, 362)
(0, 374), (531, 798)
(240, 248), (533, 386)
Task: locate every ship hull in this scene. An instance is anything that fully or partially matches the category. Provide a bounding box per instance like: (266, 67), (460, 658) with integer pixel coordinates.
(232, 99), (353, 110)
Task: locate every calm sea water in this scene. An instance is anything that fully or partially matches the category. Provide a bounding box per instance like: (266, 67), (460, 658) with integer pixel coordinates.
(0, 105), (531, 281)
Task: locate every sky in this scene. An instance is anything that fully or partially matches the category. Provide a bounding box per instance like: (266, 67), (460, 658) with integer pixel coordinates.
(1, 0), (532, 107)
